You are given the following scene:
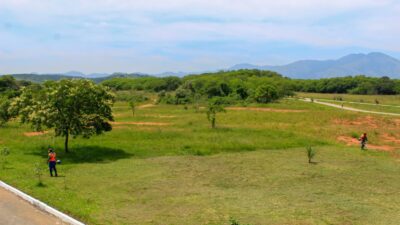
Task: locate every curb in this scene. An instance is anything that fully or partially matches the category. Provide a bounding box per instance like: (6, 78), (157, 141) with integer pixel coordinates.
(0, 180), (85, 225)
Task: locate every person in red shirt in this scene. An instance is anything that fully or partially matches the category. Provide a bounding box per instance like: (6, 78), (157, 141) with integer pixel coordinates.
(48, 148), (58, 177)
(359, 133), (368, 150)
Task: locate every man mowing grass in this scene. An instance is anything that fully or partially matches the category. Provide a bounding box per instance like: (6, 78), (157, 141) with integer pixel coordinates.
(48, 148), (58, 177)
(359, 133), (368, 150)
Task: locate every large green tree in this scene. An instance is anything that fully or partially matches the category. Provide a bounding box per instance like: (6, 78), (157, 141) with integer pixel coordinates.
(12, 79), (115, 153)
(254, 84), (279, 103)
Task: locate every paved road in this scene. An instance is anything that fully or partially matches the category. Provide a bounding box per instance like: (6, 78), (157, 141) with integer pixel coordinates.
(0, 187), (66, 225)
(301, 98), (400, 116)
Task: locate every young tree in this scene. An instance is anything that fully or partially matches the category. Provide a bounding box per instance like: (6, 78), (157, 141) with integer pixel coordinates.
(206, 98), (226, 129)
(129, 100), (136, 117)
(12, 79), (115, 153)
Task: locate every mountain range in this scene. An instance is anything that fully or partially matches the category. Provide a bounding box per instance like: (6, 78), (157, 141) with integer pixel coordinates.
(2, 52), (400, 81)
(229, 52), (400, 78)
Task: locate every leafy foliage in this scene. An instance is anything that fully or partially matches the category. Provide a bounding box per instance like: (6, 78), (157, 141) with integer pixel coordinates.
(306, 146), (316, 164)
(254, 84), (279, 103)
(206, 97), (226, 128)
(11, 79), (115, 152)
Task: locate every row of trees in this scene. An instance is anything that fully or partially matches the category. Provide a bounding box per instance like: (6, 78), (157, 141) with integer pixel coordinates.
(102, 70), (294, 105)
(101, 71), (400, 104)
(293, 76), (400, 95)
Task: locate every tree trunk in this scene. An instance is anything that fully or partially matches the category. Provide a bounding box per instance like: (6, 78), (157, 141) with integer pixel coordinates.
(64, 129), (69, 153)
(212, 118), (216, 129)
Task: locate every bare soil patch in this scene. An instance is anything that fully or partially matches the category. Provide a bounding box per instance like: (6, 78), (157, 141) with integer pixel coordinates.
(111, 121), (171, 126)
(227, 107), (306, 113)
(24, 131), (48, 137)
(142, 114), (177, 118)
(337, 135), (395, 152)
(393, 119), (400, 126)
(381, 133), (400, 144)
(138, 104), (155, 109)
(333, 116), (379, 128)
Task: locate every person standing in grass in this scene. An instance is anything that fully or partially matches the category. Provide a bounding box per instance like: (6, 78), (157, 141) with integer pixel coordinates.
(359, 133), (368, 150)
(48, 148), (58, 177)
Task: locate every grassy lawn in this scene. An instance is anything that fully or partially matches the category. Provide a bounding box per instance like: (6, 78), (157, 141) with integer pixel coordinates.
(1, 99), (400, 224)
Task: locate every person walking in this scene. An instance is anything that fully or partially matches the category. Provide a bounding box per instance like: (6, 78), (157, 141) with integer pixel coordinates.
(359, 133), (368, 150)
(48, 148), (58, 177)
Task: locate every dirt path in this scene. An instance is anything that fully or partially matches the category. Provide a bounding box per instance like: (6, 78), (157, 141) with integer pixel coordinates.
(227, 107), (306, 113)
(0, 187), (66, 225)
(301, 98), (400, 116)
(337, 136), (395, 152)
(110, 121), (171, 126)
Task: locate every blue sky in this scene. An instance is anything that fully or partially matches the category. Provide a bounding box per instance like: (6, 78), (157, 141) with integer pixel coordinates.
(1, 0), (400, 74)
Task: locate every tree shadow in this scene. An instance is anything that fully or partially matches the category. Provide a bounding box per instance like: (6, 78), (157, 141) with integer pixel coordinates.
(30, 146), (134, 164)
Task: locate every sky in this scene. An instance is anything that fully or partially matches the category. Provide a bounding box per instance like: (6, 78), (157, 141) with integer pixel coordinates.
(1, 0), (400, 74)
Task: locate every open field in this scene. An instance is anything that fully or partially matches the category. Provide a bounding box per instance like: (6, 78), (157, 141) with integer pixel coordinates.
(1, 99), (400, 224)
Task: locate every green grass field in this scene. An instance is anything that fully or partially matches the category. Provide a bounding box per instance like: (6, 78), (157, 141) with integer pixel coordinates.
(1, 98), (400, 224)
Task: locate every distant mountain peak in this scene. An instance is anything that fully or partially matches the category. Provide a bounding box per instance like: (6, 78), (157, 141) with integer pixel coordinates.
(229, 52), (400, 78)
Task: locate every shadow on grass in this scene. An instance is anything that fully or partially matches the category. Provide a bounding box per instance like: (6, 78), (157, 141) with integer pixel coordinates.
(30, 146), (134, 164)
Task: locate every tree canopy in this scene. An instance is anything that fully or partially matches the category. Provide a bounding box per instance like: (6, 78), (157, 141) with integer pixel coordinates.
(11, 79), (115, 152)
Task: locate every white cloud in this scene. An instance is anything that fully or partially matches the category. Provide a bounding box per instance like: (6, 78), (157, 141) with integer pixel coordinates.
(1, 0), (400, 73)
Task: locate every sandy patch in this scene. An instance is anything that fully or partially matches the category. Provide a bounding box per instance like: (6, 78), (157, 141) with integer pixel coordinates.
(111, 121), (171, 126)
(24, 131), (48, 137)
(227, 107), (306, 113)
(138, 104), (155, 109)
(381, 133), (400, 144)
(141, 114), (177, 118)
(333, 116), (379, 128)
(337, 135), (395, 152)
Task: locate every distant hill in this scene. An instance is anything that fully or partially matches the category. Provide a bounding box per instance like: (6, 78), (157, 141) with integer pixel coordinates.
(229, 52), (400, 78)
(4, 74), (83, 83)
(0, 73), (149, 83)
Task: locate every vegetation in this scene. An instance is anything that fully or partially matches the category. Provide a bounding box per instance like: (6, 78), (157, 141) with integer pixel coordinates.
(0, 147), (10, 169)
(294, 75), (400, 95)
(11, 79), (115, 153)
(1, 71), (400, 224)
(206, 97), (226, 128)
(306, 146), (316, 164)
(0, 99), (400, 224)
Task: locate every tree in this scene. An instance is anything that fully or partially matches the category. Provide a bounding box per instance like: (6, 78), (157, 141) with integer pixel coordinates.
(129, 100), (136, 117)
(12, 79), (114, 153)
(206, 98), (226, 128)
(0, 97), (12, 126)
(254, 84), (279, 103)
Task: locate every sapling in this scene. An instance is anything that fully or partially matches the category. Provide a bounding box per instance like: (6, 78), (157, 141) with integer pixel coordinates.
(306, 146), (316, 164)
(34, 162), (44, 186)
(1, 147), (10, 169)
(206, 98), (226, 129)
(129, 100), (136, 117)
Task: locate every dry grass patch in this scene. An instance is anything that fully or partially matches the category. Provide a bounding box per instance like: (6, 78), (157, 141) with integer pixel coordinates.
(23, 131), (48, 137)
(110, 121), (172, 126)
